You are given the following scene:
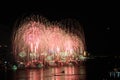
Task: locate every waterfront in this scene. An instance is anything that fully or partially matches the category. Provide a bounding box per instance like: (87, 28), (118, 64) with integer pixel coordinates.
(0, 56), (120, 80)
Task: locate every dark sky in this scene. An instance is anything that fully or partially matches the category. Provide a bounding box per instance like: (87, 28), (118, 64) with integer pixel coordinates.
(0, 2), (119, 55)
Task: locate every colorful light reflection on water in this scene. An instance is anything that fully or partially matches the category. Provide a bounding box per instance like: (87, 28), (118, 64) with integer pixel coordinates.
(12, 66), (86, 80)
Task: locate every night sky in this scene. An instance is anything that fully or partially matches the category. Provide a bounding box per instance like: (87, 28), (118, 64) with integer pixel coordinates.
(0, 2), (119, 56)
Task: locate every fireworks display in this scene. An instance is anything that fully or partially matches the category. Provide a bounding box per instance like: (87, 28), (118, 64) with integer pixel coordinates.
(12, 15), (86, 67)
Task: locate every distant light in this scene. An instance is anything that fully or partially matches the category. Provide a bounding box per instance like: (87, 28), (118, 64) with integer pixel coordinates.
(79, 55), (86, 61)
(106, 27), (110, 31)
(19, 51), (26, 58)
(4, 61), (7, 64)
(37, 63), (43, 68)
(83, 51), (87, 57)
(12, 65), (17, 71)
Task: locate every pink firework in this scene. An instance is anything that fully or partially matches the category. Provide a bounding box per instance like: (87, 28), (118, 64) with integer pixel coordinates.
(12, 15), (86, 66)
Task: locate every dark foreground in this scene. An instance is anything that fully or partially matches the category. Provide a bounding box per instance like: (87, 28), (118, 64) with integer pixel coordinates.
(0, 56), (120, 80)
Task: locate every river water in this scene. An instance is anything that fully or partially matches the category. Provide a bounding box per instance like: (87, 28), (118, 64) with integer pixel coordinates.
(1, 57), (120, 80)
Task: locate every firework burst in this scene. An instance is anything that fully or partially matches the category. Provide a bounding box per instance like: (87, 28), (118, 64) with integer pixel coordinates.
(12, 15), (86, 67)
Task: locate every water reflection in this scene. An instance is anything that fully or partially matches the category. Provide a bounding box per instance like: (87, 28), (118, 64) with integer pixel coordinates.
(12, 66), (86, 80)
(1, 57), (119, 80)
